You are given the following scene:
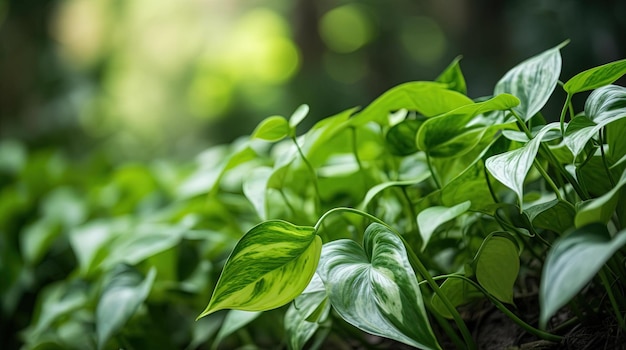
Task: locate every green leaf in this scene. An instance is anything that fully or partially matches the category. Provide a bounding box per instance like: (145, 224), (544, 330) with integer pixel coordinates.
(564, 58), (626, 94)
(96, 265), (156, 349)
(575, 169), (626, 227)
(524, 199), (576, 234)
(252, 115), (291, 141)
(289, 104), (310, 128)
(285, 273), (331, 350)
(474, 233), (520, 304)
(416, 94), (519, 157)
(212, 310), (261, 349)
(351, 81), (473, 126)
(198, 220), (321, 318)
(318, 223), (441, 350)
(386, 119), (423, 156)
(431, 277), (482, 319)
(435, 55), (467, 95)
(540, 224), (626, 328)
(417, 201), (471, 251)
(486, 123), (560, 206)
(494, 41), (566, 121)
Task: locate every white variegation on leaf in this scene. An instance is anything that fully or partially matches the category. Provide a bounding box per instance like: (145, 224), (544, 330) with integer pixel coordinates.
(197, 220), (321, 319)
(318, 223), (441, 350)
(486, 123), (561, 206)
(494, 41), (566, 121)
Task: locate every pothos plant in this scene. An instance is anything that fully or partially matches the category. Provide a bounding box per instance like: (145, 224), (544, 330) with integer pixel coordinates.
(197, 40), (626, 349)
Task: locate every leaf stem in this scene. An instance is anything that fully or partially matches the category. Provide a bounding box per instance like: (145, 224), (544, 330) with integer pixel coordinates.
(533, 159), (564, 201)
(559, 93), (572, 135)
(426, 153), (442, 189)
(599, 268), (626, 330)
(599, 128), (616, 187)
(291, 136), (322, 216)
(445, 274), (564, 343)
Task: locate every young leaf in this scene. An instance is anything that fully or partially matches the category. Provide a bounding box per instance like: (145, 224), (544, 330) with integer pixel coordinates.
(486, 123), (560, 206)
(474, 233), (519, 304)
(318, 223), (441, 350)
(285, 273), (331, 350)
(540, 224), (626, 328)
(252, 115), (290, 142)
(417, 201), (471, 251)
(494, 41), (566, 121)
(564, 58), (626, 94)
(435, 55), (467, 95)
(350, 81), (473, 126)
(197, 220), (321, 318)
(96, 265), (157, 350)
(289, 104), (310, 128)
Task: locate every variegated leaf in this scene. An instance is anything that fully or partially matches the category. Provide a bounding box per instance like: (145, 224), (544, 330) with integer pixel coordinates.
(494, 41), (566, 121)
(197, 221), (321, 318)
(486, 123), (561, 206)
(318, 223), (441, 350)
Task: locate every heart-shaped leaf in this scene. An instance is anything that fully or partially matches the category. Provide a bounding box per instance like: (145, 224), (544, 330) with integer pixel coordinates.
(564, 58), (626, 94)
(494, 41), (566, 121)
(540, 224), (626, 328)
(524, 199), (576, 234)
(486, 123), (560, 206)
(198, 220), (321, 318)
(317, 223), (441, 349)
(417, 201), (471, 251)
(474, 233), (519, 304)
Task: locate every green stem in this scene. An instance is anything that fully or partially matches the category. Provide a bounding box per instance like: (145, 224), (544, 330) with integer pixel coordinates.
(445, 275), (564, 343)
(533, 159), (564, 201)
(599, 128), (616, 187)
(559, 93), (572, 135)
(292, 136), (322, 215)
(599, 268), (626, 330)
(314, 207), (477, 349)
(509, 109), (589, 201)
(424, 298), (466, 349)
(426, 153), (442, 189)
(484, 162), (500, 204)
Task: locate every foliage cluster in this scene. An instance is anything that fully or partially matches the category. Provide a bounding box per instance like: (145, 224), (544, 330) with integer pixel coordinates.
(2, 42), (626, 349)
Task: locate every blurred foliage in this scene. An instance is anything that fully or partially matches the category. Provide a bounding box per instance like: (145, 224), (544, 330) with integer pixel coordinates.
(0, 0), (625, 348)
(1, 0), (624, 160)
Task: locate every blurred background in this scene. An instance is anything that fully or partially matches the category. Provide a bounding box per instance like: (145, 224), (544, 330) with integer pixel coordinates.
(1, 0), (625, 161)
